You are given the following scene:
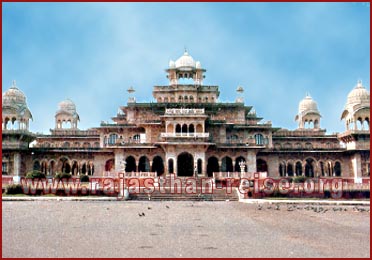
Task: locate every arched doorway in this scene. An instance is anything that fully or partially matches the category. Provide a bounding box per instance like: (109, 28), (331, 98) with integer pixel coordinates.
(295, 162), (302, 176)
(334, 162), (341, 177)
(207, 156), (219, 177)
(235, 156), (246, 172)
(72, 161), (79, 175)
(177, 152), (194, 177)
(139, 156), (150, 172)
(125, 156), (136, 173)
(256, 159), (268, 172)
(287, 163), (294, 176)
(152, 156), (164, 176)
(105, 159), (114, 172)
(221, 156), (233, 172)
(305, 158), (314, 177)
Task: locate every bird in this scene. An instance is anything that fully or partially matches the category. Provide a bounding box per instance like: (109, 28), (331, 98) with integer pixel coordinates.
(257, 205), (263, 210)
(166, 205), (170, 209)
(142, 212), (145, 216)
(275, 205), (280, 210)
(138, 213), (143, 217)
(148, 207), (152, 210)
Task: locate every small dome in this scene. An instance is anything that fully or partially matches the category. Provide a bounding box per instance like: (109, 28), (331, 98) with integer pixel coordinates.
(57, 98), (77, 115)
(298, 94), (319, 114)
(2, 81), (32, 120)
(2, 81), (27, 107)
(175, 50), (196, 68)
(341, 80), (370, 121)
(195, 61), (202, 69)
(346, 80), (369, 108)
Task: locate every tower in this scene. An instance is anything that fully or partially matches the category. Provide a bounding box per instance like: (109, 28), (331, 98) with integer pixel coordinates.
(55, 98), (80, 129)
(295, 94), (321, 129)
(166, 50), (206, 86)
(341, 80), (370, 131)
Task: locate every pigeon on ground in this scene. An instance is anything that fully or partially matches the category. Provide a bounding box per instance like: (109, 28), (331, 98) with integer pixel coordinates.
(166, 205), (170, 209)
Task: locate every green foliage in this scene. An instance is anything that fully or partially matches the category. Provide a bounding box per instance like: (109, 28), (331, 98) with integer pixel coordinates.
(79, 174), (89, 182)
(25, 170), (46, 179)
(55, 172), (72, 179)
(293, 176), (307, 183)
(6, 184), (24, 195)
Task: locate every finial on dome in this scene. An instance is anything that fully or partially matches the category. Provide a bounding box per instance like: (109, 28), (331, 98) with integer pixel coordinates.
(305, 92), (311, 98)
(357, 79), (363, 88)
(12, 80), (17, 88)
(184, 46), (188, 55)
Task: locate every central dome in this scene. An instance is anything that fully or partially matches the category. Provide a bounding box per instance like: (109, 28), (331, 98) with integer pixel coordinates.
(175, 51), (196, 68)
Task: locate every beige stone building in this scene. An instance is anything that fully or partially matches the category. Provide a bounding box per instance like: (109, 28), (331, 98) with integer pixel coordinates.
(2, 51), (370, 180)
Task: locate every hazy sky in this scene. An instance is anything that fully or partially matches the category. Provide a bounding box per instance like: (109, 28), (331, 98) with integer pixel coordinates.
(2, 2), (370, 134)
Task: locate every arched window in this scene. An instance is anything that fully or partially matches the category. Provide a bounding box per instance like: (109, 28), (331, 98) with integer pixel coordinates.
(133, 134), (140, 143)
(176, 124), (181, 133)
(334, 162), (341, 177)
(295, 162), (302, 176)
(182, 124), (187, 133)
(287, 163), (294, 176)
(254, 134), (264, 145)
(108, 133), (118, 145)
(189, 124), (195, 133)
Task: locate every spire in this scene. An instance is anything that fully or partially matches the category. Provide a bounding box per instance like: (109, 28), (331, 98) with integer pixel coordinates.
(11, 80), (17, 88)
(356, 79), (363, 88)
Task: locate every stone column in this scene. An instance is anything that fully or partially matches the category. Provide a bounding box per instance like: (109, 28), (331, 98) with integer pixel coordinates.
(352, 153), (362, 178)
(268, 156), (279, 177)
(114, 150), (125, 174)
(13, 153), (21, 183)
(246, 150), (257, 173)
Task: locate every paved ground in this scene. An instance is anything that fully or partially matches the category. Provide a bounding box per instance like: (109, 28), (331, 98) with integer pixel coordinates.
(2, 201), (370, 258)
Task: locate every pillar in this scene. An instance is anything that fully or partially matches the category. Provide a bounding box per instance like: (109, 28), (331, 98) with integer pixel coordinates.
(13, 153), (21, 183)
(114, 150), (125, 173)
(246, 150), (257, 173)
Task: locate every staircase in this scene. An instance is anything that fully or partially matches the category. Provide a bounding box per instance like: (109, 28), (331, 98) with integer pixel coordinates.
(129, 177), (239, 201)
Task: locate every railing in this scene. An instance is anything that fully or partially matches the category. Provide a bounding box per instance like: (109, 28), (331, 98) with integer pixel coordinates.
(102, 172), (158, 178)
(165, 108), (205, 115)
(160, 133), (209, 138)
(213, 172), (267, 179)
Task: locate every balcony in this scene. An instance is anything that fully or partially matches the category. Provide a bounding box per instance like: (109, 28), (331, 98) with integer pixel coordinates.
(160, 132), (210, 138)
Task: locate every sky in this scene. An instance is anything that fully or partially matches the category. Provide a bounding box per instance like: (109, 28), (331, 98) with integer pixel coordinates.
(2, 2), (370, 134)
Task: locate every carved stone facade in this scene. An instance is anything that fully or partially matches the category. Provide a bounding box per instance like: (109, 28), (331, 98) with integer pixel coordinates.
(2, 51), (370, 179)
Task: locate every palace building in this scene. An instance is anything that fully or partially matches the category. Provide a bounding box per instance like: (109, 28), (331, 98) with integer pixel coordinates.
(2, 51), (370, 180)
